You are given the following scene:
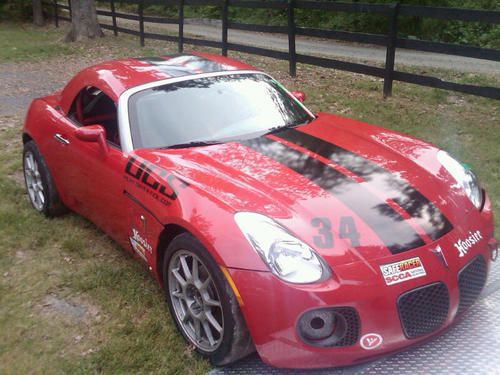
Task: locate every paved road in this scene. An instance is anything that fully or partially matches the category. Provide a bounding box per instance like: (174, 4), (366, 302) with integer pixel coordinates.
(101, 16), (500, 76)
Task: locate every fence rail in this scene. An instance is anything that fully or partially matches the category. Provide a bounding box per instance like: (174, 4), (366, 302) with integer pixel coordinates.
(44, 0), (500, 99)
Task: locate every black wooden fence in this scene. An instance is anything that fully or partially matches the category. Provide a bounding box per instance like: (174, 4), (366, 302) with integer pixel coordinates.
(46, 0), (500, 99)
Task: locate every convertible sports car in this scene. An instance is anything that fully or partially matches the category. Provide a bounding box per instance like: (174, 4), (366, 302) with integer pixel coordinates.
(23, 53), (497, 369)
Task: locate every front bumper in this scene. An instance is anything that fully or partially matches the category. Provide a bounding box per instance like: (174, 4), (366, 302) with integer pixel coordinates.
(229, 222), (495, 369)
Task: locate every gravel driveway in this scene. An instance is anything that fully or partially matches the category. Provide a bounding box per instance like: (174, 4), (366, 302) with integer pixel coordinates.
(98, 15), (500, 77)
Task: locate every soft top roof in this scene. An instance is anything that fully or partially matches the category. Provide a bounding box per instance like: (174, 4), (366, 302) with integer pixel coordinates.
(59, 52), (257, 114)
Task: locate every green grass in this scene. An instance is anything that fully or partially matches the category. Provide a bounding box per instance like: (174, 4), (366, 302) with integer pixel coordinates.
(0, 131), (211, 374)
(0, 23), (75, 61)
(0, 22), (499, 374)
(0, 186), (211, 372)
(0, 22), (166, 62)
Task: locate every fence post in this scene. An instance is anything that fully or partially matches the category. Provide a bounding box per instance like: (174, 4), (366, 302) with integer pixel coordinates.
(287, 0), (296, 77)
(383, 2), (399, 98)
(221, 0), (229, 56)
(139, 0), (145, 46)
(53, 0), (59, 27)
(110, 0), (118, 36)
(178, 0), (184, 53)
(67, 0), (72, 20)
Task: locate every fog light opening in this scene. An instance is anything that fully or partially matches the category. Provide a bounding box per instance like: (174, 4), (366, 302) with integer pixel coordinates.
(297, 309), (349, 347)
(310, 317), (325, 330)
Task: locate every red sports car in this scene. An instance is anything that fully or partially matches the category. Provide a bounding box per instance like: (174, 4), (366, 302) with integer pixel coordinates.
(22, 53), (497, 369)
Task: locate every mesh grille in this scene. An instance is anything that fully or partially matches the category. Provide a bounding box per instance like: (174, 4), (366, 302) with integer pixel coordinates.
(333, 307), (360, 347)
(397, 282), (449, 339)
(458, 255), (487, 315)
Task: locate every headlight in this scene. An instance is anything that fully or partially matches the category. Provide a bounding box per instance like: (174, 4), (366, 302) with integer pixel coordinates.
(234, 212), (331, 284)
(438, 150), (483, 210)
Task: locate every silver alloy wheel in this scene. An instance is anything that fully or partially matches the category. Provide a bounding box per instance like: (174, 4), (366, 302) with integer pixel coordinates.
(24, 151), (45, 211)
(168, 250), (224, 352)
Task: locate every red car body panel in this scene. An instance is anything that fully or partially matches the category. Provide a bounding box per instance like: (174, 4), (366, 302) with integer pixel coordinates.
(23, 53), (496, 369)
(229, 200), (494, 368)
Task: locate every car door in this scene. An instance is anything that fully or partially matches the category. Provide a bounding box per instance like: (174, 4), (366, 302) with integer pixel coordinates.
(49, 86), (130, 247)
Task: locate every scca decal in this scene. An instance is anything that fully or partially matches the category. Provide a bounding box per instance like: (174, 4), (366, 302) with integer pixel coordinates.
(379, 257), (426, 286)
(125, 156), (189, 203)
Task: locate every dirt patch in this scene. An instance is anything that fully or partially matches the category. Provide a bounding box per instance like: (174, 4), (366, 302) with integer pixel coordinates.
(8, 170), (24, 187)
(38, 294), (101, 325)
(15, 250), (30, 261)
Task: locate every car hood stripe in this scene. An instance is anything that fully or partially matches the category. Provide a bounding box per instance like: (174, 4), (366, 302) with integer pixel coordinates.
(274, 128), (453, 242)
(240, 136), (426, 254)
(134, 55), (231, 77)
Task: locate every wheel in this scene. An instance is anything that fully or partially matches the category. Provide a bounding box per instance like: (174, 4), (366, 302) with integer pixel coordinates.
(23, 141), (67, 217)
(163, 233), (254, 366)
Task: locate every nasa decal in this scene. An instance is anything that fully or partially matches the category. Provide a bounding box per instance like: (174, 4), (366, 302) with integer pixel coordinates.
(379, 257), (426, 286)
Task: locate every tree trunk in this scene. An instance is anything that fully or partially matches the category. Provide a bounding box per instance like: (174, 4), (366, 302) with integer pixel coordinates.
(32, 0), (45, 26)
(65, 0), (104, 42)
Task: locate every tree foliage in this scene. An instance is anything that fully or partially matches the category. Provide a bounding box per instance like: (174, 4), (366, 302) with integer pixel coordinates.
(0, 0), (32, 21)
(2, 0), (499, 48)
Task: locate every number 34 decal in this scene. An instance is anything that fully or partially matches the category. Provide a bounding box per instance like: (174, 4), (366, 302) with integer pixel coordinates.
(311, 217), (360, 248)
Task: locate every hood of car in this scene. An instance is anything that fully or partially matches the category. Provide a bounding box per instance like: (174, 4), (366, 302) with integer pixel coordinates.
(135, 113), (470, 265)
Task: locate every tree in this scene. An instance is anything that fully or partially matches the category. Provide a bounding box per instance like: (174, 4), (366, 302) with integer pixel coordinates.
(65, 0), (103, 42)
(32, 0), (44, 26)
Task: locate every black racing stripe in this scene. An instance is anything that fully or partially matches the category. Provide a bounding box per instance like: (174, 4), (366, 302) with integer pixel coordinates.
(134, 56), (168, 62)
(135, 55), (228, 77)
(276, 128), (453, 241)
(241, 137), (425, 254)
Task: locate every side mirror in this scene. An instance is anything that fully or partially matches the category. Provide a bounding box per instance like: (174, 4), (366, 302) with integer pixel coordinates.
(75, 125), (109, 155)
(291, 90), (306, 103)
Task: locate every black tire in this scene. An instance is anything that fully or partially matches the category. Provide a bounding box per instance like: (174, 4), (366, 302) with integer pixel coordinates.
(23, 141), (67, 217)
(163, 233), (254, 366)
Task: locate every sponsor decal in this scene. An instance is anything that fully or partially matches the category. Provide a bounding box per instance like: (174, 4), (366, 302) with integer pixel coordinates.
(129, 228), (152, 261)
(380, 257), (426, 286)
(360, 333), (383, 350)
(124, 156), (189, 206)
(454, 230), (482, 258)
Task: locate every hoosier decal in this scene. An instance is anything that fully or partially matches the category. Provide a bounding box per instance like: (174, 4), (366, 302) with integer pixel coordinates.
(380, 257), (426, 286)
(454, 230), (482, 258)
(130, 228), (153, 261)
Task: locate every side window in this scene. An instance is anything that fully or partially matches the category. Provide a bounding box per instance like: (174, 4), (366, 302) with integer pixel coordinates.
(68, 86), (120, 148)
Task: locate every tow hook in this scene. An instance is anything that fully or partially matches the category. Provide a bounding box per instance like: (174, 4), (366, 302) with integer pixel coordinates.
(489, 238), (498, 262)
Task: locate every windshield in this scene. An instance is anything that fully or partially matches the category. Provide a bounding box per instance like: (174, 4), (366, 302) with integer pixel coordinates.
(128, 73), (314, 149)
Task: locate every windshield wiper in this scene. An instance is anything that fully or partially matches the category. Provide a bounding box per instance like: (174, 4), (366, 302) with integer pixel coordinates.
(265, 118), (313, 136)
(162, 140), (221, 149)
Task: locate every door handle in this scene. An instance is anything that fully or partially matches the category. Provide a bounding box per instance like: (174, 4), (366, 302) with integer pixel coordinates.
(54, 133), (70, 145)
